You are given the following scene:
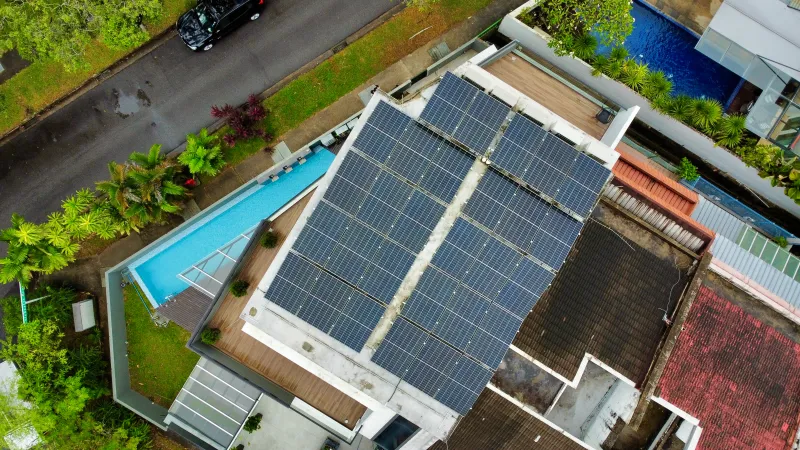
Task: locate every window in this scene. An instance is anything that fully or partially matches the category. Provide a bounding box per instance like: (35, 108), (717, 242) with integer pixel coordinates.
(695, 29), (730, 63)
(373, 416), (420, 450)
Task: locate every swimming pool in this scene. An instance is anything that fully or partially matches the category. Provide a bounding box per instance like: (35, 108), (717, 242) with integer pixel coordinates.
(129, 149), (335, 306)
(596, 1), (741, 103)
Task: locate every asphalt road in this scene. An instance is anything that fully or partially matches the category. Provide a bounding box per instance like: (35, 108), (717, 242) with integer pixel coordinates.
(0, 0), (396, 297)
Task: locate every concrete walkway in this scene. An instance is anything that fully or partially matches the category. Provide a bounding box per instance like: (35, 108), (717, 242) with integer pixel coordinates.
(232, 395), (374, 450)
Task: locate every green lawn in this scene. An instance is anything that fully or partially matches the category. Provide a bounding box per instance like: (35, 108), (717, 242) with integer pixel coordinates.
(220, 0), (493, 164)
(124, 284), (199, 408)
(0, 0), (196, 136)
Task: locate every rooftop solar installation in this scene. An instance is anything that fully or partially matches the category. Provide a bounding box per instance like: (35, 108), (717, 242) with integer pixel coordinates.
(264, 72), (612, 415)
(266, 101), (473, 352)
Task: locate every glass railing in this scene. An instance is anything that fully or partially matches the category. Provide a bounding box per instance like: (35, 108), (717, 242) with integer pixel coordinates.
(178, 228), (256, 297)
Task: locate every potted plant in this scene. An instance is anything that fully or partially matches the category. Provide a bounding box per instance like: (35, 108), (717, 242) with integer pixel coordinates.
(243, 413), (263, 433)
(230, 279), (250, 297)
(200, 327), (221, 345)
(260, 228), (280, 249)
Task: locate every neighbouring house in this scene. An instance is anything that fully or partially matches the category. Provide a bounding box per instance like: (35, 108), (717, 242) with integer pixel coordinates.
(692, 0), (800, 153)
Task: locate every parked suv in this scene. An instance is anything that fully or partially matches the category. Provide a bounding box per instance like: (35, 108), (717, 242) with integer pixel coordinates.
(177, 0), (265, 51)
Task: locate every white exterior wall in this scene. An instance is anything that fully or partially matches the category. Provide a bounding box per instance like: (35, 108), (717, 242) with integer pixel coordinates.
(499, 2), (800, 219)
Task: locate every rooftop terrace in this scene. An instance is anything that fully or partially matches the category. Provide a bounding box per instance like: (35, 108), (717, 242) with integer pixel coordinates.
(205, 192), (368, 429)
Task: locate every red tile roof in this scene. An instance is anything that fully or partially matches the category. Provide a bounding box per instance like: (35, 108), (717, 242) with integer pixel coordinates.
(612, 143), (715, 250)
(658, 285), (800, 450)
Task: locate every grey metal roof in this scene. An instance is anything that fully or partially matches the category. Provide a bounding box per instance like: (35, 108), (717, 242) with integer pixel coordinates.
(167, 358), (261, 449)
(691, 196), (746, 241)
(711, 236), (800, 308)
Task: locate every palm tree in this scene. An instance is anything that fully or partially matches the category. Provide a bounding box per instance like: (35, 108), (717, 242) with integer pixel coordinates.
(0, 214), (75, 286)
(179, 128), (226, 177)
(641, 71), (672, 101)
(715, 114), (747, 148)
(667, 95), (693, 122)
(97, 146), (187, 228)
(621, 60), (648, 92)
(689, 98), (722, 132)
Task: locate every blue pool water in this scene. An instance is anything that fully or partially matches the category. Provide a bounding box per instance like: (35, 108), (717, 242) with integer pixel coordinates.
(596, 1), (741, 103)
(130, 149), (335, 306)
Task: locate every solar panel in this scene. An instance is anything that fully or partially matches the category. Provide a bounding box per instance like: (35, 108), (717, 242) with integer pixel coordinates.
(269, 76), (611, 413)
(271, 100), (474, 353)
(266, 253), (386, 352)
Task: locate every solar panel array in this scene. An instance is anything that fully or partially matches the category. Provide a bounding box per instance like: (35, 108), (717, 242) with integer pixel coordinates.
(266, 71), (612, 416)
(265, 101), (474, 352)
(420, 73), (511, 157)
(491, 115), (609, 218)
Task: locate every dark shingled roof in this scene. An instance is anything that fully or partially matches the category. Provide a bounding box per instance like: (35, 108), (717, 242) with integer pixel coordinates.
(429, 389), (585, 450)
(659, 284), (800, 450)
(513, 218), (689, 385)
(156, 287), (213, 332)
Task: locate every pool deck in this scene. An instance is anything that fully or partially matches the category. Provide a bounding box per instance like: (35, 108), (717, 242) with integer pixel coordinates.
(207, 191), (368, 430)
(484, 53), (610, 140)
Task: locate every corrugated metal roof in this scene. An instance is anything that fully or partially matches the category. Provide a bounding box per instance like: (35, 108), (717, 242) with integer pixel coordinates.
(711, 236), (800, 308)
(691, 196), (746, 242)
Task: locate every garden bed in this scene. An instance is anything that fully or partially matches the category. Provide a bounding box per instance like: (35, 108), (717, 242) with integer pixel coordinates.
(124, 284), (198, 408)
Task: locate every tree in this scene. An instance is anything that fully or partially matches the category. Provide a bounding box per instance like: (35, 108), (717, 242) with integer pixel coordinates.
(179, 128), (227, 177)
(0, 214), (76, 286)
(97, 145), (187, 228)
(0, 0), (162, 71)
(94, 0), (162, 50)
(528, 0), (633, 57)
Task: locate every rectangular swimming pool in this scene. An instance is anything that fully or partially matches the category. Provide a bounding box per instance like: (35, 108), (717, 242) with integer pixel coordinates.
(129, 149), (335, 307)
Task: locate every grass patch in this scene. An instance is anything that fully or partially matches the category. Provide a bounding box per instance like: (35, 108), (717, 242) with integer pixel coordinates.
(124, 284), (199, 408)
(219, 0), (492, 163)
(0, 0), (195, 136)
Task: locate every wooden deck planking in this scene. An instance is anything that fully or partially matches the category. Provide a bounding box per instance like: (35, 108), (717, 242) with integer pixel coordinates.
(208, 191), (368, 429)
(485, 54), (609, 140)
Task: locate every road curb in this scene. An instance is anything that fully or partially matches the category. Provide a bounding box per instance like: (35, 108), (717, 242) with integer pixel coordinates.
(0, 26), (179, 148)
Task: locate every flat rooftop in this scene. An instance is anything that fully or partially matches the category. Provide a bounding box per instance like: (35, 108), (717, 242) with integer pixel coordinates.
(484, 52), (610, 140)
(239, 64), (622, 438)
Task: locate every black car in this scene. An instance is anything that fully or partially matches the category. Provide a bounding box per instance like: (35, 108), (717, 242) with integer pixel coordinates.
(177, 0), (264, 51)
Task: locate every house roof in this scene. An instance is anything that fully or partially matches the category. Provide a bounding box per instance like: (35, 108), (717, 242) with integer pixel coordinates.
(429, 388), (586, 450)
(513, 204), (691, 385)
(613, 143), (698, 216)
(658, 279), (800, 450)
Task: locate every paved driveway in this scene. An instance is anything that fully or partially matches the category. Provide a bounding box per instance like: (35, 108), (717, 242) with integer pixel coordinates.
(0, 0), (396, 296)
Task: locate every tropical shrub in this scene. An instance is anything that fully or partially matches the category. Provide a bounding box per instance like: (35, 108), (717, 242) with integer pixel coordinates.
(677, 157), (700, 181)
(260, 229), (280, 249)
(609, 46), (628, 61)
(715, 114), (747, 148)
(230, 280), (250, 297)
(212, 95), (272, 147)
(604, 58), (625, 79)
(621, 60), (648, 92)
(641, 71), (672, 101)
(571, 34), (598, 60)
(666, 95), (693, 122)
(590, 55), (607, 77)
(200, 327), (221, 345)
(179, 128), (227, 177)
(688, 98), (722, 132)
(735, 144), (800, 204)
(244, 413), (263, 433)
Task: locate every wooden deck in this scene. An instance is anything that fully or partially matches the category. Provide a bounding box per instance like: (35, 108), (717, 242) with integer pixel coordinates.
(485, 54), (609, 140)
(208, 192), (368, 429)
